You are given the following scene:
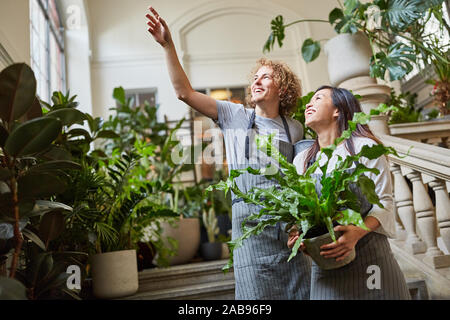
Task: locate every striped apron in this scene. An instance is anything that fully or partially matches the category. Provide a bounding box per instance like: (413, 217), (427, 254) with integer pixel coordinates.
(306, 142), (411, 300)
(231, 111), (311, 300)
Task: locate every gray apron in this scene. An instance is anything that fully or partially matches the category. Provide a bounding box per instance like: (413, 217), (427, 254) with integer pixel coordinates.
(231, 110), (311, 300)
(304, 139), (411, 300)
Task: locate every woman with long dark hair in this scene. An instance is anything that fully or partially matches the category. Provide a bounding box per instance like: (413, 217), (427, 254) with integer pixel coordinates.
(288, 85), (411, 299)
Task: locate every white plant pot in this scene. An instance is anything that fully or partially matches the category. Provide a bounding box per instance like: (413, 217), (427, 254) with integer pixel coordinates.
(160, 218), (200, 266)
(91, 249), (138, 299)
(324, 32), (373, 87)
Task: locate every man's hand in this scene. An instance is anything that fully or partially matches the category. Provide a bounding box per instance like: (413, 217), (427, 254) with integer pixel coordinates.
(146, 6), (172, 48)
(319, 225), (369, 262)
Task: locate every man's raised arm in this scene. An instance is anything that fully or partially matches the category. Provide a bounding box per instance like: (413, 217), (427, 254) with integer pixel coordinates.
(146, 6), (218, 121)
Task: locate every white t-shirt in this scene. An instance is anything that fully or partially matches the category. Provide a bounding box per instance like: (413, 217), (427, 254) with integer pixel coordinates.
(292, 136), (395, 238)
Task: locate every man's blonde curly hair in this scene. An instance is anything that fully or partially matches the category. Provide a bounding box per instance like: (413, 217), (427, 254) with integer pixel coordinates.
(245, 58), (302, 116)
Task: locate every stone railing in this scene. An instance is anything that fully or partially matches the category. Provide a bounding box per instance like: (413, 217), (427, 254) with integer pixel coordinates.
(389, 120), (450, 148)
(379, 134), (450, 270)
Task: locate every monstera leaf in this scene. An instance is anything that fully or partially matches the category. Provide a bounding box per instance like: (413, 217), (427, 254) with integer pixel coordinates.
(382, 0), (423, 30)
(263, 15), (285, 53)
(370, 42), (416, 80)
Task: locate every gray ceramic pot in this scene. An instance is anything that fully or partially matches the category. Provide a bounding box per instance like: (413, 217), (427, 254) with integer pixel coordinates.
(303, 231), (356, 270)
(200, 242), (222, 261)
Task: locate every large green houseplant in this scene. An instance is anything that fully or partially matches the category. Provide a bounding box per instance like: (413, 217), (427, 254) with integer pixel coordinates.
(0, 63), (87, 299)
(207, 104), (403, 272)
(264, 0), (449, 114)
(101, 87), (205, 267)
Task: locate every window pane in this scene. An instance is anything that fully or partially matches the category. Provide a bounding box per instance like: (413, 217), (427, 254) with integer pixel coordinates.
(29, 0), (65, 101)
(124, 93), (137, 107)
(209, 88), (231, 101)
(138, 92), (156, 107)
(49, 34), (62, 93)
(401, 3), (450, 81)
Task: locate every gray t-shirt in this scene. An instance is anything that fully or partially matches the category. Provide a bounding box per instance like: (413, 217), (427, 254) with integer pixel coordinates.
(215, 100), (303, 167)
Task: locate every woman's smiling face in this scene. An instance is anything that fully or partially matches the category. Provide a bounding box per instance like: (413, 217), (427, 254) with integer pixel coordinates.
(304, 88), (339, 129)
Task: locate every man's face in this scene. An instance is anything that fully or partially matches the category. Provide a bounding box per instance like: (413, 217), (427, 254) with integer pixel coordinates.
(250, 66), (280, 106)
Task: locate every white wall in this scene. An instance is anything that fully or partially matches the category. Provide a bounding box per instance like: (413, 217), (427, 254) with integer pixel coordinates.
(59, 0), (94, 116)
(87, 0), (337, 122)
(0, 0), (341, 121)
(0, 0), (31, 65)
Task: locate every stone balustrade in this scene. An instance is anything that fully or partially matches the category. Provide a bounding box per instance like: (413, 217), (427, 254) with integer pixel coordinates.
(380, 134), (450, 269)
(389, 120), (450, 148)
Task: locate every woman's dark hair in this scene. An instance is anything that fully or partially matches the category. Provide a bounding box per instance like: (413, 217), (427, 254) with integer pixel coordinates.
(303, 85), (383, 173)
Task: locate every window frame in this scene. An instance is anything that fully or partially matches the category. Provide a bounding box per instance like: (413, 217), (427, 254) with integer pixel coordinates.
(30, 0), (66, 101)
(124, 87), (159, 109)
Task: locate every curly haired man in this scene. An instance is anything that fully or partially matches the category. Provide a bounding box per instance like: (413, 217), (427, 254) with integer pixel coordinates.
(146, 6), (311, 299)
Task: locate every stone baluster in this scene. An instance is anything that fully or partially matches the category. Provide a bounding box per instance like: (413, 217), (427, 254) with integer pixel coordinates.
(406, 169), (449, 268)
(393, 198), (407, 240)
(390, 163), (426, 254)
(391, 171), (407, 240)
(423, 175), (450, 268)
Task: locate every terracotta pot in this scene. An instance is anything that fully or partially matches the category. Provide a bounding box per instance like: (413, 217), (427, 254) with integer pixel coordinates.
(220, 243), (230, 259)
(160, 218), (200, 266)
(303, 231), (356, 270)
(91, 249), (138, 299)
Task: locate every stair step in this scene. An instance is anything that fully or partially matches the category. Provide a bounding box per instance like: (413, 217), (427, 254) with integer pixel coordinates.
(124, 260), (426, 300)
(123, 279), (235, 300)
(406, 278), (429, 300)
(137, 259), (234, 292)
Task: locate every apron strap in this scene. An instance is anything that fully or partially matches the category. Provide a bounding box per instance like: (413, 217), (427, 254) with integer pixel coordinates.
(245, 111), (293, 160)
(245, 111), (257, 160)
(280, 114), (292, 144)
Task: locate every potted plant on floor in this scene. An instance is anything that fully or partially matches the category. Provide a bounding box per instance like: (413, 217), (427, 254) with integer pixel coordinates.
(264, 0), (448, 86)
(88, 146), (179, 299)
(207, 104), (403, 272)
(102, 87), (202, 267)
(158, 183), (203, 266)
(200, 206), (221, 261)
(0, 63), (87, 299)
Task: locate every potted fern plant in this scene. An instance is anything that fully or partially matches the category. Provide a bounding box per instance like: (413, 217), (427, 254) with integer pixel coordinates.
(89, 145), (179, 299)
(207, 104), (403, 272)
(264, 0), (449, 91)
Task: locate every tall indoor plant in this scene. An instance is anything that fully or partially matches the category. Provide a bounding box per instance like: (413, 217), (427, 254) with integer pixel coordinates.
(102, 87), (203, 267)
(264, 0), (449, 114)
(87, 141), (179, 298)
(0, 63), (87, 299)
